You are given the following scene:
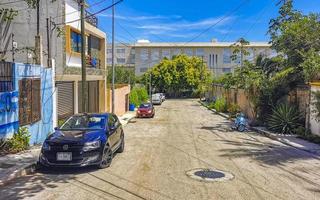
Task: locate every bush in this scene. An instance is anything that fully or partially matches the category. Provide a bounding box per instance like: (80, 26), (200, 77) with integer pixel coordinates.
(268, 104), (302, 134)
(0, 127), (30, 154)
(129, 89), (139, 107)
(228, 103), (240, 117)
(136, 87), (148, 103)
(214, 98), (227, 113)
(130, 87), (149, 107)
(208, 102), (215, 109)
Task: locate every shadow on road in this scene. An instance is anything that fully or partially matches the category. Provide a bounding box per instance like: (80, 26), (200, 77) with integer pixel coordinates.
(217, 139), (320, 166)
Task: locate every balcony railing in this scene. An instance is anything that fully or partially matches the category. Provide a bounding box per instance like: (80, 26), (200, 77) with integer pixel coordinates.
(85, 11), (98, 27)
(86, 56), (101, 69)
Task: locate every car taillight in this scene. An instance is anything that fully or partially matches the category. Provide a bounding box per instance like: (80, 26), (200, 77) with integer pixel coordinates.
(148, 110), (152, 113)
(137, 110), (141, 113)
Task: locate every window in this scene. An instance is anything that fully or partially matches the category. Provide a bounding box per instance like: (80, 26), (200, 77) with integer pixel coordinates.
(0, 62), (13, 92)
(60, 115), (106, 130)
(162, 49), (170, 58)
(223, 48), (231, 64)
(19, 78), (41, 125)
(140, 67), (148, 73)
(107, 58), (112, 64)
(184, 49), (193, 56)
(246, 48), (254, 61)
(222, 68), (231, 73)
(107, 48), (112, 54)
(140, 49), (148, 62)
(71, 31), (81, 53)
(172, 49), (181, 56)
(196, 48), (205, 57)
(216, 54), (218, 65)
(117, 58), (126, 64)
(117, 48), (125, 54)
(151, 49), (160, 63)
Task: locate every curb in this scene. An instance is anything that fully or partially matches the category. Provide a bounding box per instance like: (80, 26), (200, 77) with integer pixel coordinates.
(199, 101), (230, 119)
(199, 101), (320, 155)
(0, 162), (37, 186)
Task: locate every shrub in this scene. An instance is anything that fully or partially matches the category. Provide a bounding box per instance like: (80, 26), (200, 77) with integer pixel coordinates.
(214, 98), (227, 112)
(136, 87), (149, 103)
(0, 127), (30, 154)
(208, 102), (215, 109)
(267, 104), (302, 134)
(129, 89), (139, 107)
(228, 103), (240, 116)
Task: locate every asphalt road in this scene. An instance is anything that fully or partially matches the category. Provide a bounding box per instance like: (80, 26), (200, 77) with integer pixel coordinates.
(1, 99), (320, 200)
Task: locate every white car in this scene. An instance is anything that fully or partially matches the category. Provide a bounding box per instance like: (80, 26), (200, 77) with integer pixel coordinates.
(152, 94), (162, 105)
(159, 93), (166, 101)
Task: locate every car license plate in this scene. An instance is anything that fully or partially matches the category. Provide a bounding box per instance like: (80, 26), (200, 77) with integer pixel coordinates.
(56, 152), (72, 161)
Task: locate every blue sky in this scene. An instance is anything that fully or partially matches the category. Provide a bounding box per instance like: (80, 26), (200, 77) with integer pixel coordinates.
(87, 0), (320, 43)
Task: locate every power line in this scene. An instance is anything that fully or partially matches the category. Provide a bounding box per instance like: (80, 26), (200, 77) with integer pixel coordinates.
(184, 0), (249, 45)
(54, 0), (123, 25)
(53, 0), (110, 19)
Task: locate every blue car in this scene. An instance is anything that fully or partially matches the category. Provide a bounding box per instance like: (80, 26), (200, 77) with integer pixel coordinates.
(39, 113), (125, 168)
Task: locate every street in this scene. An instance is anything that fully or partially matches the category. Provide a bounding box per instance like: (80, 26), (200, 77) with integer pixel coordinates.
(1, 99), (320, 200)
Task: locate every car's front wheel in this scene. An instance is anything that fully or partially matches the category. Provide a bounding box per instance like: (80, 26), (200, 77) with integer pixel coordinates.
(98, 144), (113, 169)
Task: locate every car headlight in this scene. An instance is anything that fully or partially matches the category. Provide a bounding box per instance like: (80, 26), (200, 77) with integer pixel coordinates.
(83, 140), (101, 152)
(42, 141), (51, 151)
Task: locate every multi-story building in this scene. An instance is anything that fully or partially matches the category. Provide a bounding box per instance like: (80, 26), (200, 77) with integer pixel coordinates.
(133, 41), (273, 76)
(106, 43), (135, 68)
(0, 0), (107, 121)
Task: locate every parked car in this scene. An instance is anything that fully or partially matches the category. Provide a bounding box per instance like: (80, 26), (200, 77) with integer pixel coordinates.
(152, 93), (162, 105)
(159, 93), (166, 101)
(39, 113), (124, 169)
(137, 103), (155, 118)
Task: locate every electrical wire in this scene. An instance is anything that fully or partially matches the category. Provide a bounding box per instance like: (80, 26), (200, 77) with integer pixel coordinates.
(0, 0), (24, 6)
(54, 0), (123, 25)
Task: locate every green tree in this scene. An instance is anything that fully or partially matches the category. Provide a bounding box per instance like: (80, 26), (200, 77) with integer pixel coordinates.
(230, 37), (250, 67)
(107, 67), (136, 85)
(141, 55), (211, 97)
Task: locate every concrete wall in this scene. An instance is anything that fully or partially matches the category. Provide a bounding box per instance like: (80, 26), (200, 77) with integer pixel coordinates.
(310, 83), (320, 136)
(106, 85), (130, 116)
(0, 63), (53, 145)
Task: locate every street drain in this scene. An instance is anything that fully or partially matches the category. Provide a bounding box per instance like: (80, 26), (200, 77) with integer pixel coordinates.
(186, 168), (234, 182)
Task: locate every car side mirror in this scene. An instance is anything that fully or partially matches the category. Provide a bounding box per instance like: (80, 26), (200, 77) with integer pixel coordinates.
(54, 127), (59, 130)
(109, 126), (116, 131)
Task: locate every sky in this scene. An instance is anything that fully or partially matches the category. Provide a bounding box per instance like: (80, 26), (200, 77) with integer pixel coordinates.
(87, 0), (320, 43)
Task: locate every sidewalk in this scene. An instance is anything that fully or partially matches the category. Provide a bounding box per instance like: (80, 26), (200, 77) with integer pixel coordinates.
(0, 111), (136, 186)
(199, 101), (320, 156)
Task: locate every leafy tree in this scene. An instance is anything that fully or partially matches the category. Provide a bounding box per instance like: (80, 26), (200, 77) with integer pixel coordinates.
(107, 67), (136, 85)
(230, 37), (250, 66)
(142, 55), (211, 97)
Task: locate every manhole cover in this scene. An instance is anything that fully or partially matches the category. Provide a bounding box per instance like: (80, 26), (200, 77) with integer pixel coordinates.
(186, 168), (234, 182)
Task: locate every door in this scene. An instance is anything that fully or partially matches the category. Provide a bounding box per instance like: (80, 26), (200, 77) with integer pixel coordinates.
(56, 82), (74, 120)
(113, 114), (122, 144)
(78, 81), (99, 113)
(107, 114), (117, 149)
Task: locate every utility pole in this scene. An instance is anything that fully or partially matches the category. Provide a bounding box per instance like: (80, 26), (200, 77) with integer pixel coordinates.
(111, 0), (115, 113)
(80, 0), (87, 113)
(11, 33), (15, 62)
(37, 0), (40, 35)
(149, 72), (152, 101)
(46, 17), (51, 67)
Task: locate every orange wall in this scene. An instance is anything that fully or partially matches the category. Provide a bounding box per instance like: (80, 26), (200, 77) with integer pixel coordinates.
(106, 85), (130, 116)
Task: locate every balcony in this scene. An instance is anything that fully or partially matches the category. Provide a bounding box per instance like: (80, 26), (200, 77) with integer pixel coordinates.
(86, 55), (101, 69)
(85, 10), (98, 27)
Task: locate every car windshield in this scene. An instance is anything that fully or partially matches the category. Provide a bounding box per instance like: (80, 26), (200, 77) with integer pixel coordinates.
(60, 115), (106, 130)
(139, 103), (151, 108)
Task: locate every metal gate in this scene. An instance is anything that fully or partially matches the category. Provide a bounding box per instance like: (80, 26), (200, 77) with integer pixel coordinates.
(56, 82), (74, 119)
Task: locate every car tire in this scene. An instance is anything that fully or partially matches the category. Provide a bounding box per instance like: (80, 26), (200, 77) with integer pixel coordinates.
(238, 124), (246, 132)
(98, 144), (113, 169)
(117, 133), (125, 153)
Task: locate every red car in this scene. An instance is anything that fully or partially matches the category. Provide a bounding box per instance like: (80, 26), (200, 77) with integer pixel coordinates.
(136, 103), (155, 118)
